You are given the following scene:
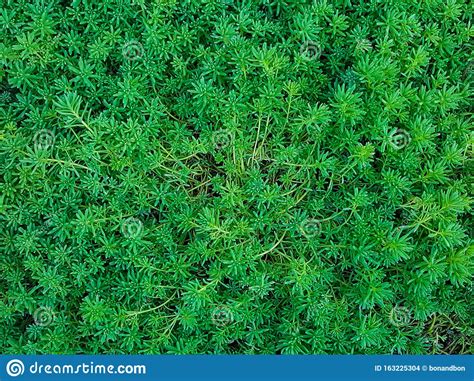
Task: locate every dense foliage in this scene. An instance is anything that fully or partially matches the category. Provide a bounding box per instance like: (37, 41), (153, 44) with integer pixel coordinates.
(0, 0), (473, 354)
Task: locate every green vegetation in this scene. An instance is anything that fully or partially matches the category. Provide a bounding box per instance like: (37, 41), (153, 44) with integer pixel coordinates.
(0, 0), (472, 354)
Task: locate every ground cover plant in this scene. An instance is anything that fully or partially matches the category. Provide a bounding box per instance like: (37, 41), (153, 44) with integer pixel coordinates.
(0, 0), (473, 354)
